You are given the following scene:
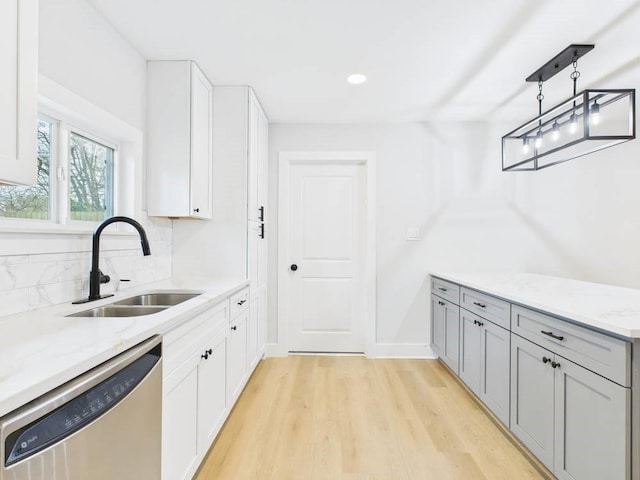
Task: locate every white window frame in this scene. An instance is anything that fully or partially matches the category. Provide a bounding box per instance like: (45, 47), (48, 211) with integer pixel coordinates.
(0, 76), (141, 237)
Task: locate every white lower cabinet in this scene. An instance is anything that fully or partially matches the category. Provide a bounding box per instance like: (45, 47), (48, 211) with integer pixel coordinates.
(161, 285), (266, 479)
(162, 302), (228, 480)
(197, 330), (228, 453)
(163, 353), (200, 480)
(227, 309), (248, 406)
(511, 333), (630, 479)
(460, 309), (510, 426)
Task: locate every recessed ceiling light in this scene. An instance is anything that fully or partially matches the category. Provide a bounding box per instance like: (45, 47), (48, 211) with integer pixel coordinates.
(347, 73), (367, 85)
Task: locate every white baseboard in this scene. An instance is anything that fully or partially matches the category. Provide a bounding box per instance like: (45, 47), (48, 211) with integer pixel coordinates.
(265, 342), (436, 359)
(367, 343), (436, 359)
(265, 342), (289, 357)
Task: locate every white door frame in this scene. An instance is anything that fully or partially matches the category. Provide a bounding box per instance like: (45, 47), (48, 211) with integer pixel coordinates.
(277, 151), (376, 357)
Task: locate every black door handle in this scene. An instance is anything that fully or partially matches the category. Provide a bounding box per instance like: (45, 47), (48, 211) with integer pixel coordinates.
(290, 264), (298, 271)
(259, 206), (265, 221)
(259, 223), (265, 239)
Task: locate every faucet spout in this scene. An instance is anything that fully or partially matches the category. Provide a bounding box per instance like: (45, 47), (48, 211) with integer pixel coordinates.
(73, 216), (151, 304)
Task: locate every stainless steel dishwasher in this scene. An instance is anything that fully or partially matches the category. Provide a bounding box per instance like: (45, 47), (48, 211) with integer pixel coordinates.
(0, 335), (162, 480)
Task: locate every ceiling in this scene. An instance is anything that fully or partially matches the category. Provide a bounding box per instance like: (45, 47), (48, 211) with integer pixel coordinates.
(88, 0), (640, 123)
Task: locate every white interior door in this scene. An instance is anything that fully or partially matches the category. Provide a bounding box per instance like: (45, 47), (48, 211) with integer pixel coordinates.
(282, 158), (366, 353)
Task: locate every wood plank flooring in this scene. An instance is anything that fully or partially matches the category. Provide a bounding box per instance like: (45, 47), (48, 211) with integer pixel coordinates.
(195, 356), (545, 480)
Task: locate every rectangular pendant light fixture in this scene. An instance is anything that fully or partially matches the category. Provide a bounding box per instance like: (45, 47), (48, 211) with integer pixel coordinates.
(502, 45), (636, 171)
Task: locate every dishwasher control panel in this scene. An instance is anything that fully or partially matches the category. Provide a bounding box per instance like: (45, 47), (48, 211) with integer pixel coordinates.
(4, 348), (160, 467)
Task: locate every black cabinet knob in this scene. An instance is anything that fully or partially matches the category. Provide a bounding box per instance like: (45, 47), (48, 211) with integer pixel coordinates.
(193, 207), (200, 213)
(551, 361), (560, 369)
(231, 325), (237, 331)
(206, 349), (212, 355)
(201, 352), (209, 360)
(290, 264), (298, 271)
(473, 319), (478, 325)
(542, 356), (551, 364)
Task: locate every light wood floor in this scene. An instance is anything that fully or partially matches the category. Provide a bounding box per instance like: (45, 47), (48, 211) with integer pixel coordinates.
(195, 356), (545, 480)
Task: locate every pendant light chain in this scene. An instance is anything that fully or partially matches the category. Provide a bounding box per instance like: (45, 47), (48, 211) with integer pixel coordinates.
(537, 80), (544, 116)
(570, 59), (581, 96)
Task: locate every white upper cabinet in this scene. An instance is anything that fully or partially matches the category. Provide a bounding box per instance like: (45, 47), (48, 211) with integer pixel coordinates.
(146, 60), (213, 218)
(0, 0), (38, 186)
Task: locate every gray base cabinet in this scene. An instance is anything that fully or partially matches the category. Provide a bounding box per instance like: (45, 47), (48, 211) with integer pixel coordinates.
(554, 356), (630, 480)
(460, 309), (510, 426)
(431, 294), (460, 374)
(511, 333), (630, 479)
(430, 275), (633, 480)
(510, 333), (555, 469)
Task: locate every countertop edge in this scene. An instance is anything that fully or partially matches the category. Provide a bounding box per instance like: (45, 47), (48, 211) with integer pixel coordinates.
(430, 272), (640, 340)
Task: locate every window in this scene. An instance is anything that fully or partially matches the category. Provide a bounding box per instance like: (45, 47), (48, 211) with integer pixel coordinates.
(0, 117), (117, 225)
(0, 119), (53, 220)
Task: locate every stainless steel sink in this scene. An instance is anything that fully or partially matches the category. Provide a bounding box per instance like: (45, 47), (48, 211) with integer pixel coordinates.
(113, 292), (201, 307)
(68, 305), (168, 318)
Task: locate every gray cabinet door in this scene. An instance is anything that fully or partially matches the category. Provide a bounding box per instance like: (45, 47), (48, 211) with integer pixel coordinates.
(459, 310), (481, 395)
(480, 320), (510, 427)
(441, 302), (460, 374)
(554, 358), (630, 480)
(430, 295), (444, 357)
(510, 334), (555, 471)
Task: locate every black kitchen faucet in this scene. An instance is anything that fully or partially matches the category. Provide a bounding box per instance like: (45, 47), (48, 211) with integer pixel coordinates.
(73, 216), (151, 304)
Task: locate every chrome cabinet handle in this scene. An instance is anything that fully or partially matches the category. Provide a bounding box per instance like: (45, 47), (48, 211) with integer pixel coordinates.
(541, 330), (564, 341)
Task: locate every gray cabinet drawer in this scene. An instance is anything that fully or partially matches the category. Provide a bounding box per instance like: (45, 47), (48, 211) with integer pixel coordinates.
(431, 277), (460, 304)
(460, 287), (510, 330)
(511, 305), (630, 387)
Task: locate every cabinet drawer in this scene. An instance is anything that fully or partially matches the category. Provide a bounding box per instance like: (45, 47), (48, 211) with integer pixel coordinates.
(163, 301), (229, 375)
(511, 305), (630, 387)
(431, 277), (460, 304)
(461, 287), (510, 330)
(229, 286), (249, 318)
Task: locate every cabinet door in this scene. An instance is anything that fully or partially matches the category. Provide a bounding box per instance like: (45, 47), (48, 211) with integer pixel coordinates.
(248, 220), (260, 287)
(0, 0), (37, 186)
(257, 287), (267, 355)
(189, 62), (213, 218)
(441, 302), (460, 374)
(510, 334), (555, 470)
(162, 353), (200, 480)
(480, 321), (510, 426)
(430, 295), (444, 357)
(459, 310), (481, 395)
(554, 358), (630, 480)
(197, 330), (228, 454)
(248, 292), (259, 370)
(227, 311), (248, 404)
(247, 92), (260, 221)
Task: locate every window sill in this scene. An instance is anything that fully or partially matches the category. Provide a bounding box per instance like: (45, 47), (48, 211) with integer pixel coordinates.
(0, 222), (141, 237)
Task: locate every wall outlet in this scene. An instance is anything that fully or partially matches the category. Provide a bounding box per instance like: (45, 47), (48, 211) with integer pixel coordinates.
(406, 227), (419, 241)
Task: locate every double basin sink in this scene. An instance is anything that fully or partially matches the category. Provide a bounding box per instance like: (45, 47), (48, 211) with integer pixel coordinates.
(68, 292), (202, 318)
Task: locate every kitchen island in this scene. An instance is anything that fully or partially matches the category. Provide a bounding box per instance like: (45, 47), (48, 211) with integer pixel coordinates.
(430, 272), (640, 480)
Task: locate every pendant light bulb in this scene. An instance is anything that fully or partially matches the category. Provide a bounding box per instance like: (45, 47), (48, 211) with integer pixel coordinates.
(535, 129), (543, 149)
(569, 112), (578, 134)
(522, 137), (531, 154)
(551, 121), (560, 141)
(591, 100), (600, 125)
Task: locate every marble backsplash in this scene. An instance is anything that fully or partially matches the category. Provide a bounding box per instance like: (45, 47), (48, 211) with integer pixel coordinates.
(0, 218), (172, 318)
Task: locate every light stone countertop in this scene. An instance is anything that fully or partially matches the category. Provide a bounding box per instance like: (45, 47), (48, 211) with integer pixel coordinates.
(431, 272), (640, 340)
(0, 277), (248, 418)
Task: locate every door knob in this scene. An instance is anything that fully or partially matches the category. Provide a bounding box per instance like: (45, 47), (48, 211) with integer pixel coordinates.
(290, 264), (298, 271)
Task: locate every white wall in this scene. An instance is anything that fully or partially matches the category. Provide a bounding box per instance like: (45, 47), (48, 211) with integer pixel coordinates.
(268, 121), (640, 354)
(39, 0), (147, 129)
(0, 0), (171, 318)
